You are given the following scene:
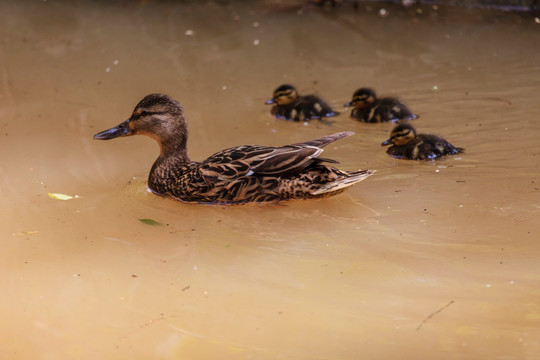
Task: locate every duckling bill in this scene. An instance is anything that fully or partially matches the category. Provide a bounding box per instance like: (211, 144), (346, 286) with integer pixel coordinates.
(381, 124), (463, 160)
(94, 94), (374, 204)
(265, 84), (339, 122)
(344, 88), (417, 123)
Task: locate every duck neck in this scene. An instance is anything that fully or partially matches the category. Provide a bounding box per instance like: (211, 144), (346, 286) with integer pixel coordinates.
(148, 138), (191, 195)
(159, 137), (189, 161)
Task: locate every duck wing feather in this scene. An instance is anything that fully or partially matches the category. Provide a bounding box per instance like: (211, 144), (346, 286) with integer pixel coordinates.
(199, 132), (353, 180)
(289, 131), (354, 148)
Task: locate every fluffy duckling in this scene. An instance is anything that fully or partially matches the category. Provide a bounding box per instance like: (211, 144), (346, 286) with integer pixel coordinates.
(381, 124), (463, 160)
(344, 88), (417, 123)
(94, 94), (374, 204)
(265, 84), (339, 122)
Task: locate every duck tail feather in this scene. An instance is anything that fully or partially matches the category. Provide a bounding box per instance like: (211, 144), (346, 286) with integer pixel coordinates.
(312, 169), (375, 195)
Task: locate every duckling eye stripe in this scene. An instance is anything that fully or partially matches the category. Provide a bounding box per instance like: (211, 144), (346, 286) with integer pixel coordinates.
(276, 91), (292, 97)
(395, 130), (411, 138)
(134, 111), (165, 118)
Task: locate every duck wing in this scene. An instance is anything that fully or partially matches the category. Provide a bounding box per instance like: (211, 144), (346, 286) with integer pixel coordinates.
(290, 131), (354, 148)
(200, 132), (354, 179)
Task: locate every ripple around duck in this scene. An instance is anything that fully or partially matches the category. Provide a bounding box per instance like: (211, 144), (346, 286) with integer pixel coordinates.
(119, 176), (380, 237)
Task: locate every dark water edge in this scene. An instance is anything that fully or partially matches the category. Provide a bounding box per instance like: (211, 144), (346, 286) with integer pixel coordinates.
(313, 0), (539, 12)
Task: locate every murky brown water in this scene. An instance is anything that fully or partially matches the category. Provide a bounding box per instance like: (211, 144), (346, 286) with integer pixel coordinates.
(1, 1), (540, 359)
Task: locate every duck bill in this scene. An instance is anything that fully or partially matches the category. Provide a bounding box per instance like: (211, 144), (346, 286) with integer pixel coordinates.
(265, 99), (275, 105)
(381, 138), (393, 146)
(93, 119), (133, 140)
(343, 101), (353, 107)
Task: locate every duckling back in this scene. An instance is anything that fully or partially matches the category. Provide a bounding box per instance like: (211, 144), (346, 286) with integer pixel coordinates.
(382, 124), (463, 160)
(345, 88), (417, 123)
(351, 98), (416, 123)
(266, 84), (338, 122)
(386, 134), (461, 160)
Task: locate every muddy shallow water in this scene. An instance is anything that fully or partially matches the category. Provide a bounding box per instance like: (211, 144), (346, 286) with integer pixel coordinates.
(1, 1), (540, 359)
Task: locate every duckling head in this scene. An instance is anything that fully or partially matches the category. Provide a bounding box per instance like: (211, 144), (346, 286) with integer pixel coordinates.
(344, 88), (377, 109)
(381, 123), (417, 146)
(93, 94), (188, 156)
(265, 84), (299, 106)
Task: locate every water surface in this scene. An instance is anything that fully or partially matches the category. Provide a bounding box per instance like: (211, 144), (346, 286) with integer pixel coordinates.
(1, 1), (539, 359)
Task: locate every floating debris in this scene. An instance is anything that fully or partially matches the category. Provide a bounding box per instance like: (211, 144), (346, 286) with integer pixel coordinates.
(13, 230), (39, 236)
(138, 218), (163, 226)
(48, 193), (78, 200)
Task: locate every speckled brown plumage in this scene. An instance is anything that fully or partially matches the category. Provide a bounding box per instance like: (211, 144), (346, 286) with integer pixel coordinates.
(94, 94), (374, 204)
(381, 124), (463, 160)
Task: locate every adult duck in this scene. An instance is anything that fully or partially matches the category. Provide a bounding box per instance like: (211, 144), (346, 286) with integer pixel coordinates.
(94, 94), (374, 204)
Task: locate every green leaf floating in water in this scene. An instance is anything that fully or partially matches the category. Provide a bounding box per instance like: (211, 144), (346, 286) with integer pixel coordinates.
(48, 193), (78, 200)
(138, 218), (163, 226)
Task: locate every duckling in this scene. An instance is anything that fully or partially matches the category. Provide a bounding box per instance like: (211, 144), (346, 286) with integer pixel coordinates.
(344, 88), (417, 123)
(265, 84), (339, 122)
(381, 123), (463, 160)
(94, 94), (374, 204)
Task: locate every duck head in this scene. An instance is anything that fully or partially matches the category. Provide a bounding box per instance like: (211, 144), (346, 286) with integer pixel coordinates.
(381, 123), (417, 146)
(265, 84), (299, 106)
(93, 94), (188, 156)
(344, 88), (376, 109)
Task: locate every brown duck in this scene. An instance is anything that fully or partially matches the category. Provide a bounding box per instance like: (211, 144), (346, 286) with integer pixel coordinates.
(94, 94), (374, 204)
